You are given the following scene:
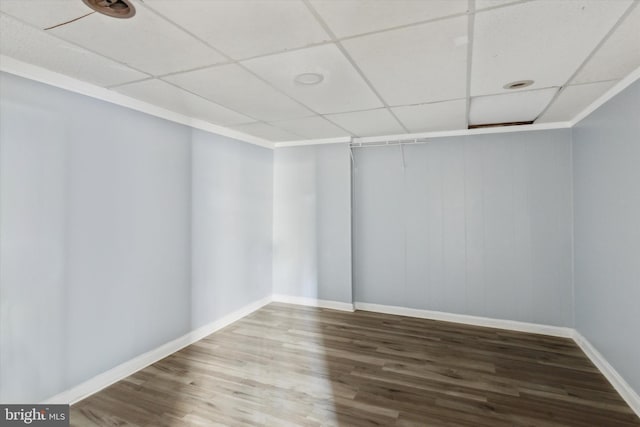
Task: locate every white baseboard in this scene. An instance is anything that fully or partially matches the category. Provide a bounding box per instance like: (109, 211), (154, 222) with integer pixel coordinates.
(353, 301), (639, 418)
(271, 294), (354, 312)
(572, 331), (640, 417)
(353, 302), (574, 338)
(42, 295), (272, 405)
(40, 295), (639, 419)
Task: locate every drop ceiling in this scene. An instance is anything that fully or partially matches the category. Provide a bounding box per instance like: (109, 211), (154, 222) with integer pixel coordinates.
(0, 0), (638, 143)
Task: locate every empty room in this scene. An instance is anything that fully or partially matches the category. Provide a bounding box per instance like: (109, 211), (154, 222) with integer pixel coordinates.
(1, 0), (639, 425)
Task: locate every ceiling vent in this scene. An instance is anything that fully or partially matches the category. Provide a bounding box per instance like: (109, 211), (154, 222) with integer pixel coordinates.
(82, 0), (136, 19)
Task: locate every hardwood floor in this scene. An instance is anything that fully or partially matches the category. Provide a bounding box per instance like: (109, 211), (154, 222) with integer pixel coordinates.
(71, 303), (640, 426)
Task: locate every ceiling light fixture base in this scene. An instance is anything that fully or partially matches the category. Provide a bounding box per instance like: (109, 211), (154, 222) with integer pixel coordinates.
(294, 73), (324, 86)
(82, 0), (136, 19)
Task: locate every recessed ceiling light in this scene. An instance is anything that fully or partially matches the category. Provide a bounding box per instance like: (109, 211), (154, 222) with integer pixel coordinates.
(294, 73), (324, 86)
(503, 80), (534, 90)
(82, 0), (136, 19)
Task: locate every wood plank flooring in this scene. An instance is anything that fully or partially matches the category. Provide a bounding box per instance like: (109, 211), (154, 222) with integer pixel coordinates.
(71, 303), (640, 426)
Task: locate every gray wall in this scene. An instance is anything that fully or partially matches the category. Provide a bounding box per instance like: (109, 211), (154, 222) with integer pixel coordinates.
(353, 130), (574, 326)
(191, 130), (273, 328)
(0, 72), (273, 403)
(572, 80), (640, 394)
(272, 144), (352, 303)
(3, 65), (638, 404)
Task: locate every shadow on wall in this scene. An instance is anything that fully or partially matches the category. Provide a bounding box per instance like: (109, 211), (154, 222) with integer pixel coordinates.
(68, 303), (357, 425)
(0, 72), (273, 408)
(64, 302), (640, 425)
(0, 69), (194, 405)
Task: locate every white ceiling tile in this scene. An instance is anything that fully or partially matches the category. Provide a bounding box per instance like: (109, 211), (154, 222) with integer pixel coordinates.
(0, 13), (147, 87)
(113, 79), (252, 126)
(342, 16), (468, 106)
(49, 2), (226, 76)
(242, 44), (382, 114)
(469, 88), (558, 125)
(2, 0), (634, 143)
(392, 99), (467, 132)
(231, 122), (301, 142)
(0, 0), (92, 29)
(271, 116), (349, 139)
(146, 0), (329, 60)
(325, 108), (405, 137)
(475, 1), (522, 11)
(538, 81), (615, 123)
(573, 6), (640, 84)
(472, 0), (632, 96)
(164, 64), (313, 122)
(309, 0), (467, 38)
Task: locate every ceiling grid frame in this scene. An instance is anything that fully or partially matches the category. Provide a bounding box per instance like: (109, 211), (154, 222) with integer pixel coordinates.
(114, 77), (259, 127)
(105, 76), (153, 89)
(3, 54), (638, 149)
(465, 0), (476, 129)
(301, 0), (410, 135)
(47, 0), (231, 77)
(277, 63), (640, 147)
(135, 0), (356, 139)
(128, 2), (314, 139)
(567, 78), (620, 88)
(314, 0), (531, 45)
(0, 54), (275, 148)
(2, 0), (339, 142)
(0, 0), (637, 145)
(536, 0), (640, 121)
(0, 10), (153, 80)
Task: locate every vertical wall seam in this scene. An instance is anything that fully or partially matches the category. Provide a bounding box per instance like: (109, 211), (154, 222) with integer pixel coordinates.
(349, 146), (356, 304)
(569, 128), (576, 328)
(188, 129), (195, 329)
(522, 140), (533, 324)
(480, 141), (487, 317)
(402, 145), (408, 306)
(440, 150), (445, 310)
(463, 140), (469, 313)
(271, 147), (278, 299)
(347, 144), (356, 304)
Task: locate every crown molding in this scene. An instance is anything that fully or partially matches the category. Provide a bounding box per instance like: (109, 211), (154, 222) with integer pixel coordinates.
(569, 65), (640, 126)
(352, 121), (572, 145)
(274, 136), (352, 148)
(2, 55), (638, 149)
(274, 67), (640, 147)
(0, 55), (274, 150)
(274, 122), (573, 148)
